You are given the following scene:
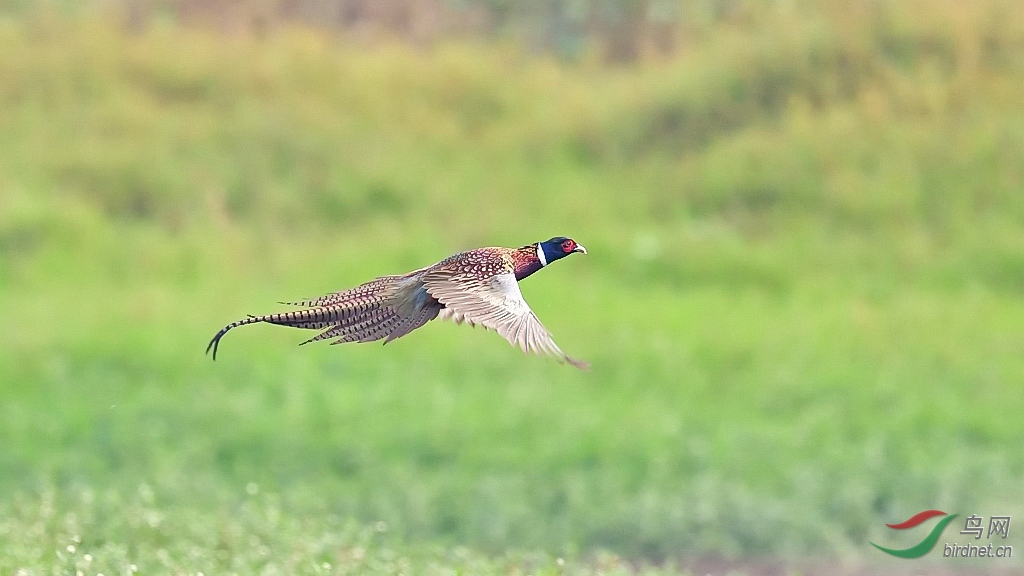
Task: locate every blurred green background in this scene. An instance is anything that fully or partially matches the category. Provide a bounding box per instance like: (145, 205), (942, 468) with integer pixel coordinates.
(2, 0), (1023, 574)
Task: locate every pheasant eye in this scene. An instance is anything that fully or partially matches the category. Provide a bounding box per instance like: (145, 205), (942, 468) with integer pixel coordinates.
(561, 240), (574, 252)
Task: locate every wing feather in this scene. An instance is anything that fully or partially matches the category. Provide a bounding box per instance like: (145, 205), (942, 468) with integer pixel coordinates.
(424, 271), (588, 369)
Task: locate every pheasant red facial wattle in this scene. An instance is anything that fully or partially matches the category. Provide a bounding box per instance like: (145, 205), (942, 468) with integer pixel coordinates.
(207, 237), (589, 369)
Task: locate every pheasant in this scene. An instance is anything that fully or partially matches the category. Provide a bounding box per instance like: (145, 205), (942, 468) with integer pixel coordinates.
(207, 237), (589, 369)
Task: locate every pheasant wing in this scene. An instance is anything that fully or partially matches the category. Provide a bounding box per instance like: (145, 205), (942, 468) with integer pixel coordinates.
(424, 272), (588, 369)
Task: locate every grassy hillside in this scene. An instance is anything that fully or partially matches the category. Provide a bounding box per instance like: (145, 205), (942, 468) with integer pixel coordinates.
(2, 2), (1024, 574)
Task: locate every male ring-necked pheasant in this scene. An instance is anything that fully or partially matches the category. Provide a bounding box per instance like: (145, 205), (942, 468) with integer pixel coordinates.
(207, 237), (589, 369)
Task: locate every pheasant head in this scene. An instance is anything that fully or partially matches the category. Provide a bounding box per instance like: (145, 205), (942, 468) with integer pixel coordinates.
(537, 236), (587, 266)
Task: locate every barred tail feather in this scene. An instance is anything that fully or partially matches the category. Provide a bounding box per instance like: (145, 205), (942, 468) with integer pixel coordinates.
(332, 314), (405, 344)
(299, 305), (401, 345)
(207, 309), (340, 360)
(260, 309), (340, 330)
(384, 305), (441, 343)
(206, 315), (264, 360)
(281, 275), (404, 308)
(207, 274), (443, 358)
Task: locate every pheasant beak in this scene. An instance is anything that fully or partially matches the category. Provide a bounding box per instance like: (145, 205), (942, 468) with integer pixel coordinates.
(573, 244), (587, 255)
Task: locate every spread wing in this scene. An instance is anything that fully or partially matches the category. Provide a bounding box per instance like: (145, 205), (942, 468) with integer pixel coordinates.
(423, 271), (589, 369)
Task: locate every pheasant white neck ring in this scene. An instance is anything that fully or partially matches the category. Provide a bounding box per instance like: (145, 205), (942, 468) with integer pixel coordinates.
(536, 243), (548, 267)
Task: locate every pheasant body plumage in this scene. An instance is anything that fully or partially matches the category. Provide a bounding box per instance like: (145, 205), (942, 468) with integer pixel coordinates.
(207, 237), (588, 368)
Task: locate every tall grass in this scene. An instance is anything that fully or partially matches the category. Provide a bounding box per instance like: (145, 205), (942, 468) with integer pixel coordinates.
(2, 1), (1024, 572)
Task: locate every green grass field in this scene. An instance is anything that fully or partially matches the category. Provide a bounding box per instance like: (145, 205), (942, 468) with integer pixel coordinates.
(2, 2), (1024, 574)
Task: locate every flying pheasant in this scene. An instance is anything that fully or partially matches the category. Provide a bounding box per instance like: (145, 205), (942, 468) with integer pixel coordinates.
(207, 237), (589, 369)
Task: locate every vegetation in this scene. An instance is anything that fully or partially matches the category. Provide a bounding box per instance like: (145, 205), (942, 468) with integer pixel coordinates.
(2, 1), (1023, 573)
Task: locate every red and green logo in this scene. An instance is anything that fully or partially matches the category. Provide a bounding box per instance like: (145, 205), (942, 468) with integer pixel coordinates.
(871, 510), (959, 558)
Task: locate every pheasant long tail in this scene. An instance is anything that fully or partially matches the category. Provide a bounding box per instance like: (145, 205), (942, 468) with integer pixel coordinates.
(206, 275), (415, 359)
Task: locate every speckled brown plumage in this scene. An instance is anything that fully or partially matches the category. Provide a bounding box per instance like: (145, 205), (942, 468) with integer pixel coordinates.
(207, 237), (589, 368)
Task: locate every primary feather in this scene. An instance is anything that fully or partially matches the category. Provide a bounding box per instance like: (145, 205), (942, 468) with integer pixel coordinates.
(206, 237), (588, 369)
